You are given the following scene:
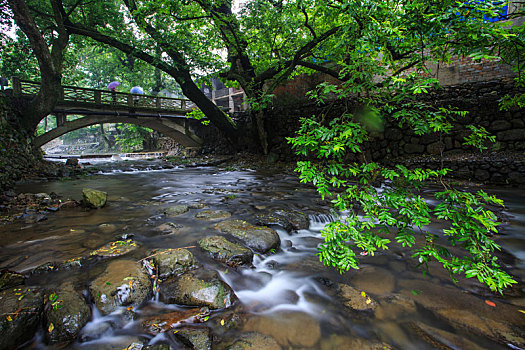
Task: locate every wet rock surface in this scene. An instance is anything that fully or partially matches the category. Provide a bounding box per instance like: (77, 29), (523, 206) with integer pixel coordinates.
(89, 259), (152, 315)
(254, 208), (309, 232)
(337, 283), (378, 313)
(195, 209), (232, 220)
(82, 188), (108, 208)
(174, 326), (212, 350)
(44, 282), (91, 344)
(155, 222), (183, 234)
(0, 270), (25, 291)
(0, 286), (43, 350)
(215, 219), (280, 253)
(198, 235), (253, 266)
(90, 239), (139, 257)
(159, 269), (237, 309)
(144, 248), (198, 278)
(141, 308), (210, 334)
(163, 205), (189, 217)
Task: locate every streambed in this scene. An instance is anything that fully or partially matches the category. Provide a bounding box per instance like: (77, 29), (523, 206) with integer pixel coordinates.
(0, 159), (524, 349)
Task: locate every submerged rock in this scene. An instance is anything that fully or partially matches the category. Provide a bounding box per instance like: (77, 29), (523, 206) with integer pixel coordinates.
(44, 282), (91, 344)
(243, 311), (321, 347)
(226, 332), (281, 350)
(143, 248), (198, 278)
(320, 334), (392, 350)
(155, 222), (183, 235)
(163, 205), (189, 217)
(89, 259), (152, 315)
(0, 270), (25, 291)
(159, 269), (237, 309)
(195, 209), (231, 220)
(82, 188), (107, 208)
(215, 219), (280, 253)
(411, 322), (485, 350)
(0, 286), (44, 350)
(351, 266), (396, 296)
(375, 294), (416, 321)
(198, 235), (253, 266)
(434, 308), (525, 348)
(98, 223), (117, 234)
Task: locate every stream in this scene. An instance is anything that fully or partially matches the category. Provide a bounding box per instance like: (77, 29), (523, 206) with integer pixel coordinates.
(1, 158), (524, 349)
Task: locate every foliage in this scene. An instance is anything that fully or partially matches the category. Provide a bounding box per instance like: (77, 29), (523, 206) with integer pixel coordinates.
(288, 0), (517, 293)
(499, 17), (525, 111)
(186, 108), (210, 125)
(0, 33), (40, 81)
(114, 124), (154, 152)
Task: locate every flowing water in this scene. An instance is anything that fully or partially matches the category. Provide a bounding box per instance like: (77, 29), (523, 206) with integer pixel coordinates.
(1, 159), (524, 349)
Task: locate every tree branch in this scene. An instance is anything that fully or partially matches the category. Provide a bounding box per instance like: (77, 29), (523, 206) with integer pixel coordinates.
(255, 25), (341, 84)
(297, 60), (340, 79)
(300, 6), (316, 39)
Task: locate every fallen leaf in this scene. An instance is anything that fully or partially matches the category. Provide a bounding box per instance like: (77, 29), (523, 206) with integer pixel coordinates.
(518, 310), (525, 314)
(220, 319), (225, 326)
(6, 316), (13, 322)
(361, 291), (367, 298)
(48, 323), (54, 332)
(485, 300), (496, 307)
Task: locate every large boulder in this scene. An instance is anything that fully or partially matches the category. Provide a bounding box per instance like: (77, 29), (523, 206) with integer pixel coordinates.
(44, 282), (91, 344)
(198, 236), (253, 266)
(143, 248), (198, 278)
(89, 259), (152, 315)
(255, 209), (309, 232)
(0, 286), (44, 350)
(82, 188), (107, 208)
(215, 220), (280, 254)
(159, 270), (237, 310)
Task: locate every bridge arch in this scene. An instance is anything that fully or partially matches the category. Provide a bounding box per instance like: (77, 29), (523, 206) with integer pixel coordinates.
(34, 113), (202, 149)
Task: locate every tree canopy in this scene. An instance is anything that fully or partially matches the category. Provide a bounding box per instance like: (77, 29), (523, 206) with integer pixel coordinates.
(4, 0), (524, 291)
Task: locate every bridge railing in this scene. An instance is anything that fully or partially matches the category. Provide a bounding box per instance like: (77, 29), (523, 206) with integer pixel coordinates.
(13, 78), (195, 111)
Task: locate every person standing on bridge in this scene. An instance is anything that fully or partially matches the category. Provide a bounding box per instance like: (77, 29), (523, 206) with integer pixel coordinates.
(130, 86), (144, 105)
(107, 81), (120, 104)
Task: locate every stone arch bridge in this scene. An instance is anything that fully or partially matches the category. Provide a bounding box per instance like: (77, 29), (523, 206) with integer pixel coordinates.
(11, 78), (203, 148)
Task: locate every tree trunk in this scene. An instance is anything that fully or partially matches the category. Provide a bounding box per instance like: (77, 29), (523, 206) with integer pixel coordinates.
(7, 0), (68, 133)
(254, 110), (268, 155)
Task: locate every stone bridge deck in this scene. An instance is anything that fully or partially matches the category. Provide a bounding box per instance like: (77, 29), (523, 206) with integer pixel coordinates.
(8, 78), (203, 148)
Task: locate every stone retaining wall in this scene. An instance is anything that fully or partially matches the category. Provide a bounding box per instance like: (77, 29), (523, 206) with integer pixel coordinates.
(263, 78), (525, 185)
